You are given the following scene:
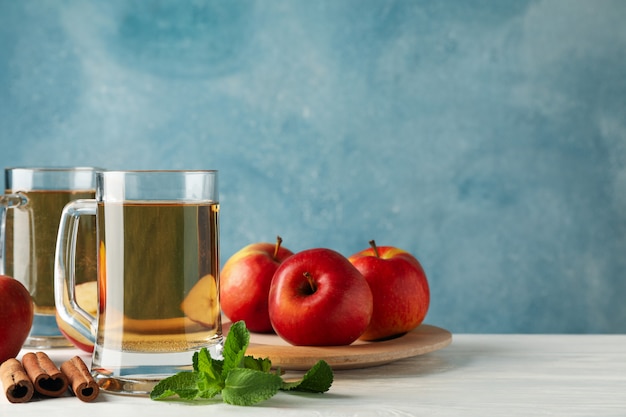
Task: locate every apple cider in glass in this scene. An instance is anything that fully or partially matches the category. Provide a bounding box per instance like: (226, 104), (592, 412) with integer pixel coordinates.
(5, 190), (97, 312)
(94, 200), (221, 356)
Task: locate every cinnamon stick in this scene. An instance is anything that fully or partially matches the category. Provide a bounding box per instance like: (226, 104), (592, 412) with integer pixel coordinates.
(21, 351), (69, 397)
(0, 358), (34, 403)
(60, 356), (99, 402)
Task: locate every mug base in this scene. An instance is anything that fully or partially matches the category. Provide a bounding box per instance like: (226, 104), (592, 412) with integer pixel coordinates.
(91, 336), (224, 396)
(23, 335), (74, 349)
(23, 313), (74, 349)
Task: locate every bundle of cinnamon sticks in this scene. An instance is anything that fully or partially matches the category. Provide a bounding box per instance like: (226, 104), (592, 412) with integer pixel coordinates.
(0, 352), (99, 403)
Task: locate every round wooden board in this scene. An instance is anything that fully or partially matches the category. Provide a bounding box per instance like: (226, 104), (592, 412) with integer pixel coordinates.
(224, 322), (452, 370)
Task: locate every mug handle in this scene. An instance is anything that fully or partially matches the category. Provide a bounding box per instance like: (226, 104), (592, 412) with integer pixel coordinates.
(0, 192), (29, 274)
(54, 199), (98, 343)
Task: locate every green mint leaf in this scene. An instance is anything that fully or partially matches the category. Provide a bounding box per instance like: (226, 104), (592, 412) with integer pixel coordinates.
(195, 371), (223, 399)
(221, 368), (283, 406)
(281, 360), (334, 393)
(150, 371), (200, 400)
(242, 355), (273, 372)
(222, 321), (250, 374)
(194, 347), (224, 381)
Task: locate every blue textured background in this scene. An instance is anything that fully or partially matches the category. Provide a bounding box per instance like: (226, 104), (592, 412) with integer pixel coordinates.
(1, 0), (625, 333)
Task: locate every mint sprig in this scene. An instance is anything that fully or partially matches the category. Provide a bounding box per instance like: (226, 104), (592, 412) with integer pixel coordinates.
(150, 321), (334, 406)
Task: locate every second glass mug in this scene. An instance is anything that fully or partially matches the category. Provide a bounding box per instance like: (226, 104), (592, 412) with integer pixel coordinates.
(0, 166), (99, 349)
(55, 170), (223, 395)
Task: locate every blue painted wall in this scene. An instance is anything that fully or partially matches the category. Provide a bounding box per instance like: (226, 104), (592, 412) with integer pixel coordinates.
(1, 0), (625, 333)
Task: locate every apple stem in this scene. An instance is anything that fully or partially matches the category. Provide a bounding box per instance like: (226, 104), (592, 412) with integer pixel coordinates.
(273, 235), (283, 260)
(303, 272), (317, 294)
(369, 240), (380, 258)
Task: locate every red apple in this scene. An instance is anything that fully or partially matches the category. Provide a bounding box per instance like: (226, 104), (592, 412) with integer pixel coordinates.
(220, 236), (294, 333)
(348, 240), (430, 341)
(268, 248), (373, 346)
(0, 275), (34, 363)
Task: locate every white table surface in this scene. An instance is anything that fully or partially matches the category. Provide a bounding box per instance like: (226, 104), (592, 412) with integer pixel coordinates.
(2, 333), (625, 416)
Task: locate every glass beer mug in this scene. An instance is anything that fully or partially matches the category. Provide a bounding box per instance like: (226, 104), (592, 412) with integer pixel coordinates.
(0, 167), (98, 349)
(55, 170), (223, 395)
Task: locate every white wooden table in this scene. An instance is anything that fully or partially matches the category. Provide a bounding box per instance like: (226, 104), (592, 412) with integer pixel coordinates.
(2, 334), (625, 416)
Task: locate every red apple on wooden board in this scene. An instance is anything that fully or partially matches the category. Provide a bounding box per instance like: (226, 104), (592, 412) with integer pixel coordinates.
(0, 275), (34, 363)
(268, 248), (373, 346)
(220, 236), (294, 333)
(348, 240), (430, 341)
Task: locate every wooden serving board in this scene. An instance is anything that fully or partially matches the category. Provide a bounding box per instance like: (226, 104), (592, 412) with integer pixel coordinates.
(224, 322), (452, 370)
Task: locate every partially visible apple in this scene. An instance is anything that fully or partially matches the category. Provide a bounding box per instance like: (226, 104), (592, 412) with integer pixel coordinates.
(181, 273), (219, 327)
(60, 242), (106, 352)
(56, 281), (98, 353)
(268, 248), (373, 346)
(348, 240), (430, 341)
(0, 275), (34, 363)
(220, 236), (294, 333)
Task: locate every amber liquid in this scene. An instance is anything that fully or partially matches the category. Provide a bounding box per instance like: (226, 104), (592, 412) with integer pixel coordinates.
(5, 189), (97, 314)
(94, 201), (221, 356)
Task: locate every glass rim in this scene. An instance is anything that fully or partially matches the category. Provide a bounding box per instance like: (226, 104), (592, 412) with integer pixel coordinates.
(97, 169), (218, 174)
(5, 166), (103, 173)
